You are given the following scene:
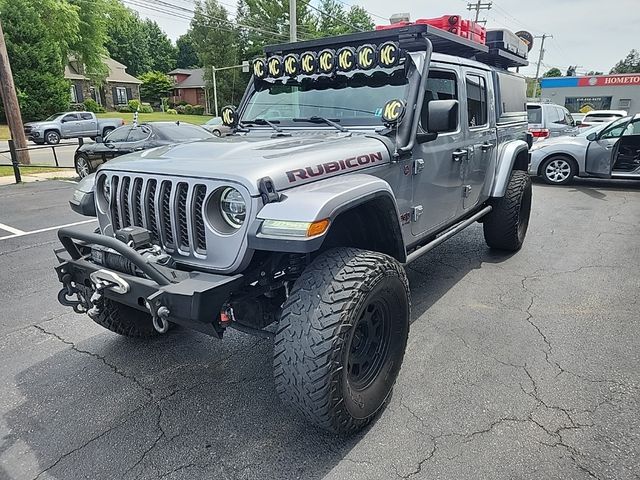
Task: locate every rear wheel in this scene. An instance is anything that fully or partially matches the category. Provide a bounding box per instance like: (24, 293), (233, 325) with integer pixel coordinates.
(274, 248), (410, 434)
(540, 156), (576, 185)
(212, 129), (221, 137)
(91, 298), (160, 338)
(102, 127), (114, 138)
(483, 170), (532, 251)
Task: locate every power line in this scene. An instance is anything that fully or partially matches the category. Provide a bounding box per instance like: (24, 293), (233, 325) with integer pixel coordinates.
(299, 0), (364, 32)
(467, 1), (492, 23)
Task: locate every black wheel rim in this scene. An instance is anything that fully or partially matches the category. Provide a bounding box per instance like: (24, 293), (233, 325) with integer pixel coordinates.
(347, 298), (392, 391)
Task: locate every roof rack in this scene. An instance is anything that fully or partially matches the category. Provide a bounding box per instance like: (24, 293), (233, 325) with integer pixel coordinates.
(265, 24), (527, 70)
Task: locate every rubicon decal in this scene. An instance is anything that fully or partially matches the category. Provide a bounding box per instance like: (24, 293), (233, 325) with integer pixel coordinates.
(286, 152), (384, 182)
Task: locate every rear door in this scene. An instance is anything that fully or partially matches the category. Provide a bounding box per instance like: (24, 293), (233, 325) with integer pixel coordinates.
(461, 68), (496, 210)
(78, 112), (98, 136)
(584, 116), (631, 177)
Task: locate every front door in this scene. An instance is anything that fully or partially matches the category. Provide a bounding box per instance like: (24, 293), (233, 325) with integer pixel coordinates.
(412, 68), (465, 237)
(60, 113), (80, 137)
(461, 69), (496, 210)
(78, 112), (98, 136)
(585, 116), (630, 177)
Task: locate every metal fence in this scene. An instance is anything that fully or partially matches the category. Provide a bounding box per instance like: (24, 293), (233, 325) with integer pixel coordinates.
(0, 138), (81, 184)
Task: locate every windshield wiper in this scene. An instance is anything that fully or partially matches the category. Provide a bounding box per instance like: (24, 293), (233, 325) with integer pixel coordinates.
(243, 118), (283, 133)
(292, 116), (348, 132)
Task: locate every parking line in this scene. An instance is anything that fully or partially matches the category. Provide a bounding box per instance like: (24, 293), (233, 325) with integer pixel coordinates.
(0, 219), (97, 241)
(0, 222), (25, 235)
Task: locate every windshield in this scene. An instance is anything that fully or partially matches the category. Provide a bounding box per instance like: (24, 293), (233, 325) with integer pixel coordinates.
(242, 70), (409, 127)
(45, 113), (66, 121)
(154, 123), (214, 141)
(576, 124), (607, 137)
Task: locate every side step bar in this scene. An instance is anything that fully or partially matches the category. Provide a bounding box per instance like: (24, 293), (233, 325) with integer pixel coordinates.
(404, 206), (492, 264)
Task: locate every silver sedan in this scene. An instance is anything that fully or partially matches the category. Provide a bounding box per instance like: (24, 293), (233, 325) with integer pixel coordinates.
(529, 115), (640, 184)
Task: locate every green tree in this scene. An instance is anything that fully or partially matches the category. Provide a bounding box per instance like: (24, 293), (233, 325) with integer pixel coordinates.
(139, 71), (174, 104)
(315, 0), (373, 36)
(176, 33), (199, 68)
(0, 0), (80, 120)
(345, 5), (374, 31)
(67, 0), (110, 80)
(142, 20), (177, 72)
(105, 3), (151, 76)
(543, 67), (562, 78)
(610, 49), (640, 74)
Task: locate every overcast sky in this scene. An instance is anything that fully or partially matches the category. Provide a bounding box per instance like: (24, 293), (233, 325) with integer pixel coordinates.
(132, 0), (640, 77)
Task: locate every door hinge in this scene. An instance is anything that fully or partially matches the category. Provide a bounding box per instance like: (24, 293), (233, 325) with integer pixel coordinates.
(413, 159), (425, 175)
(463, 185), (472, 198)
(412, 205), (424, 222)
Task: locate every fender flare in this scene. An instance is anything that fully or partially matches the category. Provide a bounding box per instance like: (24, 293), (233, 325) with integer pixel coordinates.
(247, 173), (405, 259)
(490, 139), (529, 197)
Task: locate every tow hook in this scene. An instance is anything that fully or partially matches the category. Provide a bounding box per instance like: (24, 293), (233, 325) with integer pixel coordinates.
(152, 306), (171, 334)
(87, 270), (130, 320)
(57, 273), (89, 314)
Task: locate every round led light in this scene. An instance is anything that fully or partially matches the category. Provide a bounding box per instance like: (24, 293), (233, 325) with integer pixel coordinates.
(336, 47), (356, 72)
(219, 187), (246, 229)
(102, 177), (111, 202)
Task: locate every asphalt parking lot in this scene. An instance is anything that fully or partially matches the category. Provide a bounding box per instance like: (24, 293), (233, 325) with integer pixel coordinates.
(0, 178), (638, 480)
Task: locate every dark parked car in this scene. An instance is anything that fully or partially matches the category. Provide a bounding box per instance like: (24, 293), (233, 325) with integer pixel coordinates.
(73, 122), (215, 178)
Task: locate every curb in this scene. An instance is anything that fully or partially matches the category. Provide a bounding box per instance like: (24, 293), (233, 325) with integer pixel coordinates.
(0, 170), (78, 186)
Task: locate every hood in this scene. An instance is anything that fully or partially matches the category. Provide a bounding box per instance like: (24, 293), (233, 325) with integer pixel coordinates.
(24, 121), (54, 128)
(99, 132), (392, 196)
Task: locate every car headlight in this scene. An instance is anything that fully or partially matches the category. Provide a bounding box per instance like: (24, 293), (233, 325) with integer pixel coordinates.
(219, 187), (246, 228)
(102, 178), (111, 201)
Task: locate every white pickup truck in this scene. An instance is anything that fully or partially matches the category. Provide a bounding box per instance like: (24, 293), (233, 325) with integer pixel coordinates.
(24, 111), (124, 145)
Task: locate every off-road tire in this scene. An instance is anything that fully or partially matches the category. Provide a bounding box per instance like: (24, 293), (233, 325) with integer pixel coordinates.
(483, 170), (532, 251)
(91, 298), (160, 338)
(274, 248), (410, 434)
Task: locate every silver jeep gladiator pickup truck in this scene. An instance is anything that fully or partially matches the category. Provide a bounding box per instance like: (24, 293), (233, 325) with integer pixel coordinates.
(55, 24), (532, 434)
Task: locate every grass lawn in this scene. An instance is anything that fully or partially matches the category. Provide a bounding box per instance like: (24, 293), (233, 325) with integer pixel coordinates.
(0, 124), (9, 141)
(0, 166), (64, 177)
(96, 112), (214, 125)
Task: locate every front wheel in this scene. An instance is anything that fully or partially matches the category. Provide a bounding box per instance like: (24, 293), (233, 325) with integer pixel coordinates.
(540, 156), (576, 185)
(45, 130), (60, 145)
(483, 170), (532, 251)
(74, 154), (93, 178)
(274, 248), (410, 434)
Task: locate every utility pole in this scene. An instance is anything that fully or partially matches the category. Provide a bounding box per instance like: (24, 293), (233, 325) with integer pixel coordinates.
(210, 62), (250, 117)
(533, 34), (553, 97)
(289, 0), (297, 42)
(467, 1), (492, 23)
(0, 20), (29, 165)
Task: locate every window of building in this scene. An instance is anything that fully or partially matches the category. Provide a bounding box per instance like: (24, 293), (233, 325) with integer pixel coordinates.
(115, 87), (128, 105)
(466, 74), (487, 127)
(70, 85), (78, 103)
(90, 86), (101, 106)
(420, 70), (458, 133)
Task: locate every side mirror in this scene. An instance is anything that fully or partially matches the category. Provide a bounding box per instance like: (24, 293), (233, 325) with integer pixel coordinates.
(586, 132), (597, 141)
(95, 135), (103, 143)
(424, 100), (459, 134)
(576, 120), (583, 126)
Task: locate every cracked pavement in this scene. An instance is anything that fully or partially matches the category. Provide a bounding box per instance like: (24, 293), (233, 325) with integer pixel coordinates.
(0, 178), (639, 479)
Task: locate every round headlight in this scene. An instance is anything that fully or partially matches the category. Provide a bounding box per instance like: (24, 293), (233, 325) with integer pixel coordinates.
(102, 178), (111, 202)
(219, 187), (246, 228)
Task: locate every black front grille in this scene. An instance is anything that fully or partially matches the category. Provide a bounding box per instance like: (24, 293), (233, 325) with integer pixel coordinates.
(108, 175), (211, 257)
(132, 178), (144, 227)
(192, 184), (207, 253)
(176, 183), (190, 250)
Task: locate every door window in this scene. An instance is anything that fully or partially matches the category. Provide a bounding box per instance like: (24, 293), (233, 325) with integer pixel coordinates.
(466, 74), (487, 127)
(62, 113), (78, 122)
(79, 112), (93, 121)
(621, 119), (640, 136)
(105, 126), (132, 142)
(420, 70), (458, 132)
(600, 117), (631, 139)
(564, 111), (575, 127)
(126, 126), (151, 142)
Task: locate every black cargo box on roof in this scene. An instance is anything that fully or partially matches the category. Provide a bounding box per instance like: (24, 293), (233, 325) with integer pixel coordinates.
(264, 24), (528, 69)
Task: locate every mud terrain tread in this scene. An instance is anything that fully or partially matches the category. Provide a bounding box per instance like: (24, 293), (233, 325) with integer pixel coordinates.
(91, 298), (160, 338)
(273, 247), (410, 434)
(483, 170), (532, 251)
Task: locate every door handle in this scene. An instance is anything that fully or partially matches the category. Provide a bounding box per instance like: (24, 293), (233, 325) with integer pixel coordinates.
(452, 149), (468, 161)
(605, 145), (614, 150)
(481, 142), (494, 151)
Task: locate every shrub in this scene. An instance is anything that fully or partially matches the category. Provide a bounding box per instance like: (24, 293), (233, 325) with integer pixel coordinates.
(166, 108), (178, 115)
(128, 99), (141, 111)
(183, 104), (194, 115)
(175, 104), (188, 114)
(83, 98), (105, 113)
(192, 105), (205, 115)
(116, 105), (131, 113)
(178, 100), (188, 106)
(139, 102), (154, 113)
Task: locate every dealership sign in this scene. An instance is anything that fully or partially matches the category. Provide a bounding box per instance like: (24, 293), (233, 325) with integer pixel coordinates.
(578, 75), (640, 87)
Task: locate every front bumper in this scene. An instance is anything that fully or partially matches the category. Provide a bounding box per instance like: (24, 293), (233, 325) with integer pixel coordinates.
(55, 227), (244, 338)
